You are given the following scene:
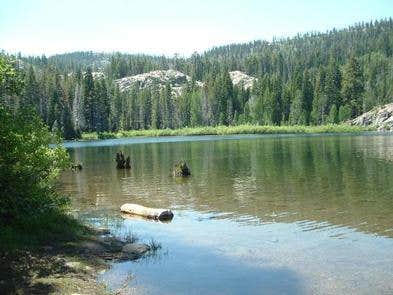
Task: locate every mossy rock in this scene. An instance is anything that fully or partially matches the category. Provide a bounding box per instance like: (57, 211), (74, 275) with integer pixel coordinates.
(173, 161), (191, 177)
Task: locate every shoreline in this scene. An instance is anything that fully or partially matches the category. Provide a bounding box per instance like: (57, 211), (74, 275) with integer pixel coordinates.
(0, 222), (156, 294)
(81, 124), (374, 141)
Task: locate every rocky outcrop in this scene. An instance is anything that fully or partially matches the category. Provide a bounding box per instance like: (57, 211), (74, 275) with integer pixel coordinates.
(229, 71), (256, 90)
(115, 69), (257, 96)
(115, 69), (203, 96)
(350, 103), (393, 131)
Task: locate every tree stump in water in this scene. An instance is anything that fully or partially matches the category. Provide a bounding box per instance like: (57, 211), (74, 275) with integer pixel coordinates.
(116, 151), (131, 169)
(71, 163), (83, 171)
(173, 161), (191, 177)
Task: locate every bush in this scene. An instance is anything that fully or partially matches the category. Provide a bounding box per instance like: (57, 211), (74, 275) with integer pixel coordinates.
(97, 131), (118, 139)
(0, 106), (69, 226)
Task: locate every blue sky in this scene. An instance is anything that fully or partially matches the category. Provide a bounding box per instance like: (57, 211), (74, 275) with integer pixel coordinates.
(1, 0), (392, 57)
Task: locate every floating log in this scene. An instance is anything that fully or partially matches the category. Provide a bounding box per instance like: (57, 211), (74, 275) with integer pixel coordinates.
(120, 203), (174, 221)
(173, 161), (191, 177)
(121, 213), (172, 223)
(116, 151), (131, 169)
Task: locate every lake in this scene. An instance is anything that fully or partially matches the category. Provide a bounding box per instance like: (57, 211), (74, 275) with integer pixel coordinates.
(60, 133), (393, 294)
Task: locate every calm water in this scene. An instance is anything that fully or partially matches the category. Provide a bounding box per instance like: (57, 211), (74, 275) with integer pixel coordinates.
(60, 133), (393, 294)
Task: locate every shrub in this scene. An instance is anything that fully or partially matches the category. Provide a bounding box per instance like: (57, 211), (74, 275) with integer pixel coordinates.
(0, 106), (69, 226)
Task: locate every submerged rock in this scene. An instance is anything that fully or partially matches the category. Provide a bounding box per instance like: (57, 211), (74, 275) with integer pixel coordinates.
(173, 161), (191, 177)
(121, 243), (150, 260)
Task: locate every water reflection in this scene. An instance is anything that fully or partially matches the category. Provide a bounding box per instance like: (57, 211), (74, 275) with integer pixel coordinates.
(61, 134), (393, 238)
(60, 134), (393, 294)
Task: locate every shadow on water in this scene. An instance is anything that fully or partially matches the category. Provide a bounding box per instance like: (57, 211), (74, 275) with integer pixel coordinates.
(101, 240), (305, 295)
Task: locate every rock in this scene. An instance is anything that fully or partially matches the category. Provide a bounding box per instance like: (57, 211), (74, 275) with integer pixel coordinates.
(115, 69), (256, 97)
(79, 241), (107, 255)
(65, 261), (82, 270)
(96, 236), (125, 252)
(350, 103), (393, 131)
(115, 69), (203, 96)
(173, 161), (191, 177)
(229, 71), (257, 90)
(121, 243), (150, 260)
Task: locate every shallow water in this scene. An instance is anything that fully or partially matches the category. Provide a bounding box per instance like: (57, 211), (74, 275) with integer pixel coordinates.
(60, 133), (393, 294)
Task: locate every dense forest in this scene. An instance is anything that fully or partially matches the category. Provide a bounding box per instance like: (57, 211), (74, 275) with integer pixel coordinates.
(1, 18), (393, 139)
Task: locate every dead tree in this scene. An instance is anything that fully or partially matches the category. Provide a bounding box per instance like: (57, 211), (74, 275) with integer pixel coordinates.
(116, 151), (131, 169)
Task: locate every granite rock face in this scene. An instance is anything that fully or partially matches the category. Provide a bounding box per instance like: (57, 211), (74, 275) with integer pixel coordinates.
(115, 69), (202, 96)
(229, 70), (256, 90)
(115, 69), (257, 96)
(350, 103), (393, 131)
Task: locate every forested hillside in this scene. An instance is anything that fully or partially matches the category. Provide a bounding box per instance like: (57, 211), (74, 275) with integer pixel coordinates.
(1, 18), (393, 139)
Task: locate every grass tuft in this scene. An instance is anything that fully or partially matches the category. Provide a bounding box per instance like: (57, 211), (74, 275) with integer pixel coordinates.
(148, 239), (162, 251)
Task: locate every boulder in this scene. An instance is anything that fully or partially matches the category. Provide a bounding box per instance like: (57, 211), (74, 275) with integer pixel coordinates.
(121, 243), (150, 260)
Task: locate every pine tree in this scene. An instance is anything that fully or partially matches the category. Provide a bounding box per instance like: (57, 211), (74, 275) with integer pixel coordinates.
(22, 66), (40, 111)
(325, 57), (341, 109)
(83, 68), (95, 131)
(301, 69), (314, 124)
(289, 90), (306, 125)
(327, 104), (338, 124)
(341, 56), (364, 117)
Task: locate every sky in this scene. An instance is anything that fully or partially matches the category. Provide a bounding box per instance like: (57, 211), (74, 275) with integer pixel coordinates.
(1, 0), (393, 57)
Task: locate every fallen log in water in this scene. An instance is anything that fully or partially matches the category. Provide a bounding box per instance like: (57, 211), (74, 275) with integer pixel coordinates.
(120, 203), (174, 221)
(121, 213), (172, 223)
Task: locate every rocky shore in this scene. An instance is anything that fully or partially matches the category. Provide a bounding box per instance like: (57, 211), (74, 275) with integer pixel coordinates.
(0, 227), (157, 294)
(351, 103), (393, 131)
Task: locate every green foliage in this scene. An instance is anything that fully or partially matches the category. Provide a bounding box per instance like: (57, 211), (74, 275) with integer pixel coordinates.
(0, 56), (24, 96)
(82, 123), (372, 140)
(341, 56), (365, 116)
(327, 105), (338, 124)
(0, 106), (69, 225)
(289, 90), (306, 125)
(338, 104), (353, 122)
(0, 56), (77, 251)
(6, 18), (393, 135)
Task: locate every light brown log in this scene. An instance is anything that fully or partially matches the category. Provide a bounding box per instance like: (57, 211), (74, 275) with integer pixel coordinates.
(120, 203), (174, 221)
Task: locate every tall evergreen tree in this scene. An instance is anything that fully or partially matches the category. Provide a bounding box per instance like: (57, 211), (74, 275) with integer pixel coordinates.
(341, 56), (364, 117)
(83, 68), (95, 131)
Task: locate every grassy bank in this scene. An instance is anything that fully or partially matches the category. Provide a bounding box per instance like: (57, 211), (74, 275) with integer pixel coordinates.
(0, 210), (111, 294)
(82, 124), (373, 140)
